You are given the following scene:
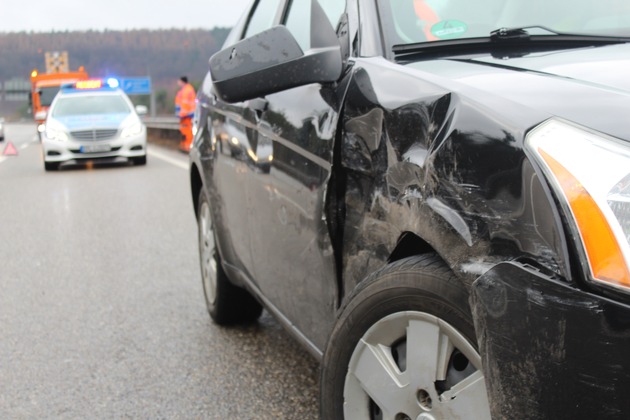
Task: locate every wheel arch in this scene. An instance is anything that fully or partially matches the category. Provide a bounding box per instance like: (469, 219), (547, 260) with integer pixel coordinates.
(356, 234), (469, 303)
(388, 231), (437, 264)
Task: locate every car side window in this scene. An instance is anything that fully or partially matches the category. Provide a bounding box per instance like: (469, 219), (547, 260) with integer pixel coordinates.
(284, 0), (346, 51)
(244, 0), (284, 39)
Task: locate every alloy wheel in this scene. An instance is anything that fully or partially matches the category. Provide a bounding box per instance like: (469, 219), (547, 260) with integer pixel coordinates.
(344, 311), (490, 419)
(199, 200), (217, 306)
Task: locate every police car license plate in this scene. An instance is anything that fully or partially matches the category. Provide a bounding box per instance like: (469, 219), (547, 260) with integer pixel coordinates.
(80, 144), (111, 153)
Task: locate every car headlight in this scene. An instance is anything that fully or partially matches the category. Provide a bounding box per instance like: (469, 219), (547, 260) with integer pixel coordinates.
(527, 119), (630, 292)
(45, 125), (69, 142)
(121, 122), (143, 138)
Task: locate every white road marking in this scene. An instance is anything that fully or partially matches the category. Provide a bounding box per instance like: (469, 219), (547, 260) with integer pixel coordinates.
(149, 147), (188, 170)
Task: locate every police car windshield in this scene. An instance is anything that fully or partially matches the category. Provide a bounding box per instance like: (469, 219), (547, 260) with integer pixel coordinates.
(52, 94), (131, 117)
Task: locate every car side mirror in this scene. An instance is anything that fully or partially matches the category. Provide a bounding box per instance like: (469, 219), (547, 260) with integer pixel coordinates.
(135, 105), (148, 116)
(209, 0), (343, 103)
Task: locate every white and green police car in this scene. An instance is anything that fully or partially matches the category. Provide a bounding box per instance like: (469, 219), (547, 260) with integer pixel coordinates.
(42, 78), (147, 171)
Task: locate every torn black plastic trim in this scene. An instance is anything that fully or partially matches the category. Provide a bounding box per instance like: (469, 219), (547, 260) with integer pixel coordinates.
(471, 261), (630, 418)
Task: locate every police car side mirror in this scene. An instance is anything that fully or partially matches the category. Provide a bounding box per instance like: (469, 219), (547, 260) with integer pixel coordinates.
(209, 0), (343, 103)
(135, 105), (148, 116)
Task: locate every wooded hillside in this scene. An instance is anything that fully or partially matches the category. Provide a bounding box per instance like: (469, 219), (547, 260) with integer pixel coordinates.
(0, 28), (230, 87)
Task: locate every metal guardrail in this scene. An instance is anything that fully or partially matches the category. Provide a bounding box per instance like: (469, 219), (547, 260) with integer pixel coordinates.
(142, 116), (180, 130)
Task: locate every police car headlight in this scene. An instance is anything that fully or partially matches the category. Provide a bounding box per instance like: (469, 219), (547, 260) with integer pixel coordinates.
(121, 122), (143, 138)
(527, 119), (630, 293)
(45, 122), (68, 142)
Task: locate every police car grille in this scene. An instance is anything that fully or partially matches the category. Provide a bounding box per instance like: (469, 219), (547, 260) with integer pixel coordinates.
(71, 129), (118, 141)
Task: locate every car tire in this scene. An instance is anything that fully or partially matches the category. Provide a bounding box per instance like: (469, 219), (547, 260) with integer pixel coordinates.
(320, 254), (491, 420)
(132, 155), (147, 166)
(44, 161), (59, 171)
(197, 188), (263, 325)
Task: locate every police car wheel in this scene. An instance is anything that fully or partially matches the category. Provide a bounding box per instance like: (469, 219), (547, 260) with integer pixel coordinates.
(44, 161), (59, 171)
(132, 155), (147, 166)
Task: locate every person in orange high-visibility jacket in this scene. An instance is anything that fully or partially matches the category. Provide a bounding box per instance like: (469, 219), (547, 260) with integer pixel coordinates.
(175, 76), (196, 152)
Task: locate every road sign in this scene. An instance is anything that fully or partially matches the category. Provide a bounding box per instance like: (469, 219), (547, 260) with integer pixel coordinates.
(45, 51), (69, 74)
(120, 77), (151, 95)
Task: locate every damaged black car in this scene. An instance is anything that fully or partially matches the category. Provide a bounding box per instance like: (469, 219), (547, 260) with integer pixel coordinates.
(189, 0), (630, 417)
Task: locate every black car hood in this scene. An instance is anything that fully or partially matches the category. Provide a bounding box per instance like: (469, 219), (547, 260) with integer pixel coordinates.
(406, 43), (630, 140)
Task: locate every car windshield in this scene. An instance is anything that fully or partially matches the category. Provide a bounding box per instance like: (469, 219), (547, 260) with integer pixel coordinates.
(51, 94), (131, 117)
(380, 0), (630, 45)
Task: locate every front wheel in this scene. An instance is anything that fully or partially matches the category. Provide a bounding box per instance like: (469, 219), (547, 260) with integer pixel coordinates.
(132, 155), (147, 166)
(321, 255), (491, 419)
(197, 188), (262, 325)
(44, 161), (59, 171)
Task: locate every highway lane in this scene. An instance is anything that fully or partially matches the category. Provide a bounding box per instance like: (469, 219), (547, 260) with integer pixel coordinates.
(0, 122), (319, 419)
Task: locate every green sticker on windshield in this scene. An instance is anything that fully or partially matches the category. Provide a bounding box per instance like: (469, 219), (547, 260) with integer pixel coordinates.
(431, 20), (468, 40)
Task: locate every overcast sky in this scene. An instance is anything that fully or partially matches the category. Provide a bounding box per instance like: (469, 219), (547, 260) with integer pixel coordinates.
(1, 0), (252, 32)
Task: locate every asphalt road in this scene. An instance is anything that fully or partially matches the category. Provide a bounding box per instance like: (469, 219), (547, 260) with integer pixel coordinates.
(0, 122), (319, 419)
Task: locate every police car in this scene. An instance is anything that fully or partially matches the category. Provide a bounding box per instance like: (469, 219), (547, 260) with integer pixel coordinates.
(42, 78), (147, 171)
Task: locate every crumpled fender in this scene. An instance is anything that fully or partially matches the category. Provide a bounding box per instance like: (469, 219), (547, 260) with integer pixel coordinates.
(471, 261), (630, 418)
